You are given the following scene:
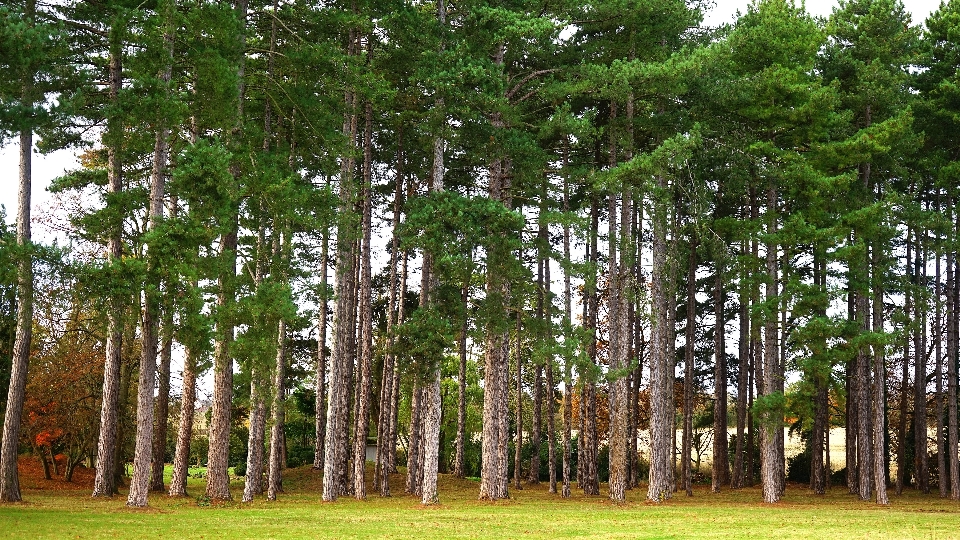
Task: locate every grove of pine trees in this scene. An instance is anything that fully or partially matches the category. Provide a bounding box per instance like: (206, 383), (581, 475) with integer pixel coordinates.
(1, 0), (960, 509)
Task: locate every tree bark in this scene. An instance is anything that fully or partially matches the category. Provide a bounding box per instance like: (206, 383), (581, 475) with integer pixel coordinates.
(92, 28), (125, 498)
(647, 173), (674, 502)
(948, 198), (959, 499)
(352, 96), (375, 501)
(513, 310), (523, 492)
(732, 237), (749, 490)
(914, 228), (929, 494)
(760, 183), (780, 504)
(0, 3), (35, 495)
(314, 231), (329, 472)
(713, 257), (728, 492)
(682, 237), (697, 497)
(322, 34), (360, 500)
(561, 138), (573, 499)
(871, 239), (888, 505)
(897, 235), (911, 495)
(205, 0), (246, 502)
(149, 320), (173, 493)
(267, 318), (287, 500)
(169, 345), (197, 497)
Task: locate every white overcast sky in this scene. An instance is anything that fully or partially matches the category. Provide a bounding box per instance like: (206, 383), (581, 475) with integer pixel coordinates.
(0, 0), (945, 226)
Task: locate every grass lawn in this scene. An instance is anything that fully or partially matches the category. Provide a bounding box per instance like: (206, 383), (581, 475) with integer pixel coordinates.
(2, 462), (960, 539)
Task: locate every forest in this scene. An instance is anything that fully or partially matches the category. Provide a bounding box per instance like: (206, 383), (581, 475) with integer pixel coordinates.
(0, 0), (959, 518)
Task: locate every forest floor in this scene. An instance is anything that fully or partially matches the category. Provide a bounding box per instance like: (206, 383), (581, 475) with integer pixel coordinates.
(2, 457), (960, 539)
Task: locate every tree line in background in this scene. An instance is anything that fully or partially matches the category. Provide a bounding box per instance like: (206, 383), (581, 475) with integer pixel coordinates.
(1, 0), (959, 509)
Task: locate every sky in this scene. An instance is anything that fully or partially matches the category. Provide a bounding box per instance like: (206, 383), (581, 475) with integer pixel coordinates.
(0, 0), (946, 222)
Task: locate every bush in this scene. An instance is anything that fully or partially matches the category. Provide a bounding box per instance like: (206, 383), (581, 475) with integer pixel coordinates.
(787, 449), (811, 484)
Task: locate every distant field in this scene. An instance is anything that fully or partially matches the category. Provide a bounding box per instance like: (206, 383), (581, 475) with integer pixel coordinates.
(2, 459), (960, 539)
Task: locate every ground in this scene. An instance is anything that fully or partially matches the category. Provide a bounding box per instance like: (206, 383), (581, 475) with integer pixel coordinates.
(2, 457), (959, 539)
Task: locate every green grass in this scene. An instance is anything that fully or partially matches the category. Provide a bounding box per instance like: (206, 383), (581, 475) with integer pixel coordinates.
(3, 466), (960, 539)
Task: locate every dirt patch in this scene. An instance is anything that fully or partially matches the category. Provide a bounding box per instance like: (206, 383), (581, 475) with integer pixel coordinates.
(17, 455), (95, 491)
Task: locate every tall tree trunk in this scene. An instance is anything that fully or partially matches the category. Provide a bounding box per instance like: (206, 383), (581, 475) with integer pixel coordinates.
(529, 362), (542, 485)
(647, 173), (674, 502)
(581, 198), (600, 497)
(406, 382), (424, 495)
(322, 31), (360, 501)
(936, 220), (946, 499)
(897, 235), (911, 495)
(0, 0), (35, 496)
(513, 310), (523, 491)
(169, 345), (197, 497)
(760, 183), (780, 504)
(378, 134), (405, 493)
(855, 269), (873, 501)
(915, 228), (929, 493)
(205, 0), (247, 502)
(608, 178), (633, 503)
(871, 239), (888, 504)
(732, 238), (749, 490)
(810, 252), (828, 495)
(352, 96), (375, 501)
(146, 5), (176, 496)
(561, 137), (573, 499)
(267, 318), (287, 500)
(419, 99), (446, 505)
(242, 220), (270, 503)
(93, 28), (125, 498)
(243, 364), (267, 501)
(948, 197), (959, 499)
(682, 236), (697, 497)
(713, 256), (729, 492)
(545, 257), (557, 494)
(453, 273), (469, 479)
(479, 44), (511, 501)
(149, 320), (173, 493)
(314, 230), (329, 472)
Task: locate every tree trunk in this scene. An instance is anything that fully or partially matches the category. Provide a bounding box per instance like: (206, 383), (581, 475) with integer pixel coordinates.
(0, 132), (31, 501)
(760, 183), (780, 504)
(352, 97), (375, 501)
(378, 138), (405, 494)
(314, 231), (329, 472)
(145, 0), (176, 499)
(914, 228), (929, 493)
(936, 224), (946, 499)
(682, 237), (697, 497)
(897, 236), (911, 495)
(647, 173), (674, 502)
(581, 197), (600, 497)
(169, 345), (197, 497)
(732, 238), (749, 490)
(513, 310), (523, 492)
(810, 252), (828, 495)
(948, 199), (959, 499)
(529, 361), (542, 485)
(243, 363), (267, 501)
(205, 0), (246, 502)
(149, 321), (173, 493)
(713, 257), (728, 492)
(871, 239), (888, 505)
(0, 0), (35, 495)
(561, 138), (573, 499)
(267, 319), (287, 500)
(479, 48), (512, 500)
(322, 38), (360, 501)
(92, 29), (125, 498)
(453, 275), (469, 479)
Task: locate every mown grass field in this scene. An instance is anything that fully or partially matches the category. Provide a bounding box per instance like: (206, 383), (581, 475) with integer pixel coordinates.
(3, 460), (960, 539)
